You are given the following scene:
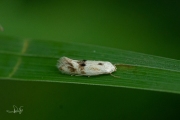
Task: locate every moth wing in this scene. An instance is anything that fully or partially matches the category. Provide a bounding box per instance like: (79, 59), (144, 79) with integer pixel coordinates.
(83, 61), (114, 76)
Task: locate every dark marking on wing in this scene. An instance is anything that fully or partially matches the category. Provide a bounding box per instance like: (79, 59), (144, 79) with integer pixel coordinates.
(59, 67), (63, 71)
(98, 63), (103, 65)
(68, 66), (76, 72)
(77, 60), (86, 69)
(80, 63), (86, 66)
(81, 71), (86, 74)
(67, 62), (73, 67)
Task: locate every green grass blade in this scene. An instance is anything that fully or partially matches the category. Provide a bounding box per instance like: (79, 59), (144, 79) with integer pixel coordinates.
(0, 36), (180, 94)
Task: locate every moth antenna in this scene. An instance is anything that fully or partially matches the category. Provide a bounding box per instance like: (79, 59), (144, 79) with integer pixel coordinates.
(114, 63), (122, 66)
(110, 73), (120, 78)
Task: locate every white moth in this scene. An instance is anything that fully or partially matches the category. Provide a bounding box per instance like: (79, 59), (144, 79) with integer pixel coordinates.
(57, 57), (117, 76)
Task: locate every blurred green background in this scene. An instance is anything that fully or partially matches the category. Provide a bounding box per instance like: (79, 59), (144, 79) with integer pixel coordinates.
(0, 0), (180, 59)
(0, 0), (180, 120)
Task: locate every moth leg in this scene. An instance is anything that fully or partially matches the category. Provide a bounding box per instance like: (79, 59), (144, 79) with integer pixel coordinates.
(75, 75), (83, 76)
(110, 73), (120, 78)
(71, 74), (76, 76)
(74, 74), (90, 77)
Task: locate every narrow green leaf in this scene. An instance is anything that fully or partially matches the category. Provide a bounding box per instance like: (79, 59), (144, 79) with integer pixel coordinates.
(0, 36), (180, 94)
